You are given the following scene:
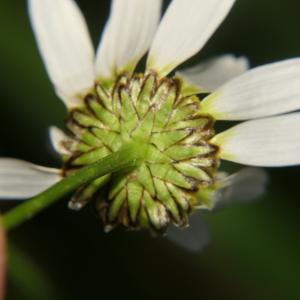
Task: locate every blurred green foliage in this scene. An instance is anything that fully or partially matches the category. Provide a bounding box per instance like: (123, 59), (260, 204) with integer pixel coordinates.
(0, 1), (300, 299)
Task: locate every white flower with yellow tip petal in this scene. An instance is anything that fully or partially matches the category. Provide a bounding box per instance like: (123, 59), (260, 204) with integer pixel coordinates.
(1, 0), (299, 251)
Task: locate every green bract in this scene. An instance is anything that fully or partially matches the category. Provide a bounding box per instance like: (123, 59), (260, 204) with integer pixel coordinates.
(62, 73), (219, 231)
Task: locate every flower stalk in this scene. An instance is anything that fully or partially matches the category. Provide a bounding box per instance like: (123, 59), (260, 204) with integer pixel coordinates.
(2, 142), (146, 231)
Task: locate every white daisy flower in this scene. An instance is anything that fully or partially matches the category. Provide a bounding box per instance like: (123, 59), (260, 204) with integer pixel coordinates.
(1, 0), (299, 249)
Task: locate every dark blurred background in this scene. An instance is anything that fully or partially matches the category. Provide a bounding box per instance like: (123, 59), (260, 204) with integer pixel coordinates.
(1, 0), (300, 299)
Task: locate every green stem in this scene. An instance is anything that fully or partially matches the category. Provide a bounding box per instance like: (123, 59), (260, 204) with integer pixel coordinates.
(8, 243), (63, 300)
(3, 142), (146, 231)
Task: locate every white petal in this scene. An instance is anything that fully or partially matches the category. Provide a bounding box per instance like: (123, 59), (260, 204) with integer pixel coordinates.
(29, 0), (95, 108)
(211, 112), (300, 167)
(49, 126), (70, 156)
(166, 213), (210, 252)
(0, 158), (61, 199)
(95, 0), (162, 79)
(213, 168), (268, 209)
(147, 0), (236, 76)
(201, 58), (300, 120)
(177, 55), (249, 92)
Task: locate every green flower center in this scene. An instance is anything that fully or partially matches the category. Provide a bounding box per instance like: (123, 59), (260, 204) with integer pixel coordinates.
(61, 73), (219, 232)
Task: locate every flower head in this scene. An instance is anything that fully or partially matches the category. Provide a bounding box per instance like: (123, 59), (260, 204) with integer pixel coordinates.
(1, 0), (300, 239)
